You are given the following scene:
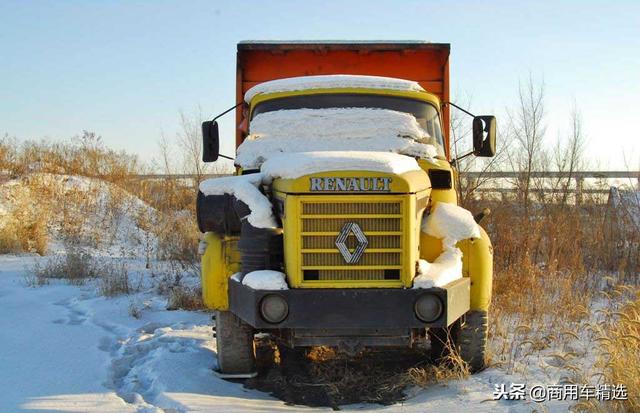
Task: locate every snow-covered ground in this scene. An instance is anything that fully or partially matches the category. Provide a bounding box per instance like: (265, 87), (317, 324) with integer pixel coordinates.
(0, 253), (580, 413)
(0, 173), (596, 412)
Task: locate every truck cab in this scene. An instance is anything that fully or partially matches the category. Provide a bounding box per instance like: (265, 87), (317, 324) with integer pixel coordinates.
(198, 42), (496, 377)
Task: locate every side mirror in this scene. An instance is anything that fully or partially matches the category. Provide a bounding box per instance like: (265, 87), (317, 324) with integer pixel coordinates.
(473, 115), (496, 157)
(202, 120), (220, 162)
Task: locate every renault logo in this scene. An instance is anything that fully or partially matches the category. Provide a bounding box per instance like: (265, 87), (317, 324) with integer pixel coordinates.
(335, 222), (368, 264)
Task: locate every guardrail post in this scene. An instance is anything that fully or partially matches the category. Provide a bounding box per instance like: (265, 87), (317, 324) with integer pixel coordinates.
(575, 177), (584, 205)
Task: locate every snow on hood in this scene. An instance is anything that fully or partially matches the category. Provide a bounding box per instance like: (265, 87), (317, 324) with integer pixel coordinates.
(200, 151), (421, 228)
(260, 151), (421, 182)
(236, 107), (438, 169)
(244, 74), (424, 102)
(199, 151), (422, 229)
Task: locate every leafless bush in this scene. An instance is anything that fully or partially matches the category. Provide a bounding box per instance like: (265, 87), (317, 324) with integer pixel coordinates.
(155, 212), (199, 264)
(128, 301), (142, 319)
(1, 131), (140, 181)
(31, 245), (102, 285)
(0, 223), (23, 254)
(166, 285), (204, 311)
(98, 260), (132, 297)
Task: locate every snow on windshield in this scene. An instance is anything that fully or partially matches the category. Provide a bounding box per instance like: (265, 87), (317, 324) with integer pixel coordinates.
(244, 74), (424, 102)
(235, 108), (438, 169)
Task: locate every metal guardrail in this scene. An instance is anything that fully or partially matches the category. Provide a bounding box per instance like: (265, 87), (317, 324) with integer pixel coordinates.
(121, 171), (640, 181)
(1, 171), (636, 180)
(460, 171), (638, 198)
(462, 171), (639, 179)
(0, 171), (640, 194)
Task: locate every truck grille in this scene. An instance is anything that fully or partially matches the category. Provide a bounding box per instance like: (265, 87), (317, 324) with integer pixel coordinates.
(299, 199), (404, 284)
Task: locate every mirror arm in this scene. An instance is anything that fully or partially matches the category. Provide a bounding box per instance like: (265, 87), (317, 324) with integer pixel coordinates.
(445, 101), (476, 165)
(207, 102), (244, 162)
(443, 101), (475, 118)
(212, 102), (244, 122)
(451, 150), (474, 167)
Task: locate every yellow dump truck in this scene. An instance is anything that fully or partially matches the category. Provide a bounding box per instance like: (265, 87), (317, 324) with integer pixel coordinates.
(197, 42), (496, 377)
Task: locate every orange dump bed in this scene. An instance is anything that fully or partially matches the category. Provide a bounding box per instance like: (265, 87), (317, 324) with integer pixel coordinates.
(236, 41), (451, 150)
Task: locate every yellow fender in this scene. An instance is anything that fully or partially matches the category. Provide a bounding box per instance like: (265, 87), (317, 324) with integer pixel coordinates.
(458, 226), (493, 311)
(419, 226), (493, 312)
(201, 232), (241, 310)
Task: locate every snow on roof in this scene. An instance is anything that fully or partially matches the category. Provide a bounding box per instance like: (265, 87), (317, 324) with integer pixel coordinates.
(239, 40), (434, 44)
(261, 151), (421, 182)
(244, 75), (424, 102)
(236, 107), (438, 169)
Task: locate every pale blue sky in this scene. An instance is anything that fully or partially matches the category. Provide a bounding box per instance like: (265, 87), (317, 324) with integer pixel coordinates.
(1, 1), (638, 169)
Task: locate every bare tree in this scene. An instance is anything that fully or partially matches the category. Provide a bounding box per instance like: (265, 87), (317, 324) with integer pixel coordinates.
(177, 109), (207, 186)
(554, 103), (586, 205)
(157, 132), (175, 175)
(506, 74), (547, 213)
(176, 109), (234, 186)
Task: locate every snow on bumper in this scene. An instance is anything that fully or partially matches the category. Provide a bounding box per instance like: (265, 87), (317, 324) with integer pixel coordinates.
(227, 276), (470, 330)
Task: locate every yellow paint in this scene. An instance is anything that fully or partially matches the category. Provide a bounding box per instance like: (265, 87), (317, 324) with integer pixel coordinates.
(420, 224), (493, 311)
(282, 192), (429, 288)
(201, 232), (241, 310)
(202, 88), (494, 312)
(273, 169), (429, 194)
(415, 160), (492, 311)
(459, 226), (493, 311)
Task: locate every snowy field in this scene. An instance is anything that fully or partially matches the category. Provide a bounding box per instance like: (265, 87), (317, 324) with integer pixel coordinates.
(0, 252), (578, 413)
(0, 172), (616, 412)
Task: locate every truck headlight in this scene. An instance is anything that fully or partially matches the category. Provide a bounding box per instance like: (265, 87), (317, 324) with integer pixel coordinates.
(414, 294), (443, 323)
(260, 294), (289, 324)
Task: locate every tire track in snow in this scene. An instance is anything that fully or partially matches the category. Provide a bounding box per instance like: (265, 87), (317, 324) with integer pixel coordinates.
(51, 295), (176, 412)
(107, 324), (200, 413)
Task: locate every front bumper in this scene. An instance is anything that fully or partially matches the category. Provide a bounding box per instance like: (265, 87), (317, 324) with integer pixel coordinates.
(228, 276), (470, 330)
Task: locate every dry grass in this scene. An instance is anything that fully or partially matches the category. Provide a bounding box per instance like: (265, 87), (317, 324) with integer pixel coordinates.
(28, 241), (139, 297)
(248, 342), (469, 407)
(467, 185), (638, 410)
(1, 135), (200, 266)
(98, 260), (134, 297)
(584, 287), (640, 411)
(166, 285), (205, 311)
(31, 245), (104, 285)
(4, 128), (639, 408)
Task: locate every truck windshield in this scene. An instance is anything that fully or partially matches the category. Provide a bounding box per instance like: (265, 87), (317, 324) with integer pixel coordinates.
(251, 93), (444, 156)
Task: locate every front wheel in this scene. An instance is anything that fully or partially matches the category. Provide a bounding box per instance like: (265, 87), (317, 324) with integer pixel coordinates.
(215, 310), (256, 376)
(428, 310), (488, 373)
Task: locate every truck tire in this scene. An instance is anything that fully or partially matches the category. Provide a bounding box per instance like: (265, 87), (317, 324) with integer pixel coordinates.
(215, 310), (256, 375)
(428, 310), (488, 373)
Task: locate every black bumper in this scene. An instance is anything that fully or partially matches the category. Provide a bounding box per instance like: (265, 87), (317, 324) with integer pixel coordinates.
(228, 277), (470, 330)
